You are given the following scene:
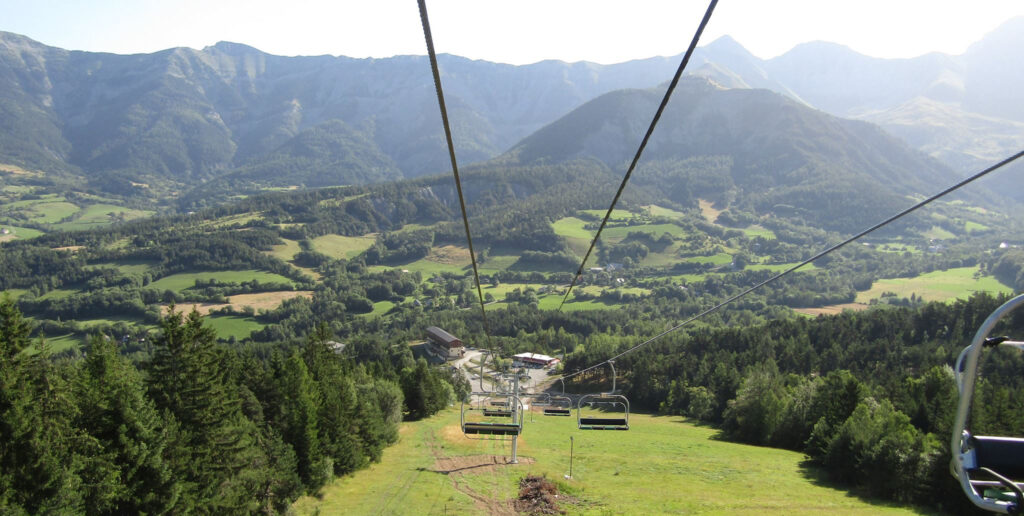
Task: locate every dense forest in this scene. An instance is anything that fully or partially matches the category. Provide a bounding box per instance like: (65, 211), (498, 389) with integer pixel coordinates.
(0, 298), (468, 514)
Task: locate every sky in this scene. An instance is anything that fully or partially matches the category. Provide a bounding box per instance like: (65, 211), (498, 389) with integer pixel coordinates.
(2, 0), (1023, 64)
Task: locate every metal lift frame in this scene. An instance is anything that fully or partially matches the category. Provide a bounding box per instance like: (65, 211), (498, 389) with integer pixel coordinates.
(545, 377), (573, 416)
(461, 394), (524, 439)
(577, 360), (629, 430)
(951, 293), (1024, 514)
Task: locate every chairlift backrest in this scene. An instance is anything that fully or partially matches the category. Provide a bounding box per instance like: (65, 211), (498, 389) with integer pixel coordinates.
(951, 293), (1024, 514)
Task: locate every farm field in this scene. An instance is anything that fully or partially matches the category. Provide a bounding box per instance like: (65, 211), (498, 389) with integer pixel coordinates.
(312, 233), (377, 260)
(162, 291), (313, 316)
(52, 203), (154, 231)
(0, 225), (43, 241)
(204, 315), (263, 340)
(148, 270), (296, 292)
(643, 204), (687, 219)
(266, 238), (302, 262)
(293, 408), (932, 515)
(855, 266), (1012, 304)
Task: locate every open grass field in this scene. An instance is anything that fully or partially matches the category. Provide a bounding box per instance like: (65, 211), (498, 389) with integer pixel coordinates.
(743, 225), (776, 239)
(5, 196), (80, 224)
(747, 262), (818, 273)
(39, 288), (80, 300)
(638, 243), (685, 267)
(312, 233), (377, 260)
(40, 333), (82, 354)
(552, 217), (593, 240)
(855, 266), (1012, 304)
(52, 203), (154, 231)
(203, 212), (263, 229)
(874, 244), (921, 254)
(293, 408), (933, 515)
(148, 270), (295, 292)
(0, 225), (43, 241)
(162, 291), (313, 317)
(684, 252), (734, 265)
(579, 209), (636, 222)
(393, 246), (474, 277)
(600, 223), (686, 243)
(204, 315), (263, 340)
(964, 220), (989, 232)
(477, 255), (521, 274)
(699, 199), (723, 223)
(266, 238), (302, 262)
(366, 300), (398, 317)
(922, 226), (956, 240)
(0, 289), (30, 300)
(793, 303), (871, 317)
(643, 204), (687, 219)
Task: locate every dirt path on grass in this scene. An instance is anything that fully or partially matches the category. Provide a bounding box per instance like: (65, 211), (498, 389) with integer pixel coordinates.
(426, 425), (533, 515)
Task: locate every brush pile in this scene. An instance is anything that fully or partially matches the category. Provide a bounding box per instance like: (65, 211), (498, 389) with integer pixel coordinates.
(514, 475), (565, 515)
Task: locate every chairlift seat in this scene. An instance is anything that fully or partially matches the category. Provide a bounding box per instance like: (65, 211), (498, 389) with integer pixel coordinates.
(970, 435), (1024, 480)
(579, 417), (629, 430)
(483, 409), (513, 417)
(544, 408), (571, 416)
(463, 422), (521, 436)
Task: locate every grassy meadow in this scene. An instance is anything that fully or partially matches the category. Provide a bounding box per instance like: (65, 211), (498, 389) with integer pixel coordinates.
(148, 270), (295, 292)
(855, 266), (1013, 304)
(293, 407), (934, 515)
(312, 233), (377, 260)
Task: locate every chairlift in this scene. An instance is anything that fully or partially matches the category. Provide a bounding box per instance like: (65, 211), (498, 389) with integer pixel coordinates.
(578, 360), (629, 430)
(544, 378), (572, 416)
(951, 293), (1024, 514)
(461, 394), (524, 438)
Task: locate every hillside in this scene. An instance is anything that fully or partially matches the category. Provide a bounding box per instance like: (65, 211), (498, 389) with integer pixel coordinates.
(2, 22), (1022, 206)
(506, 77), (963, 233)
(293, 408), (932, 515)
(0, 31), (689, 200)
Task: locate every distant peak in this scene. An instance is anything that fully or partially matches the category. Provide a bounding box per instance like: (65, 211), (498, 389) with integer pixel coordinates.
(705, 35), (749, 54)
(206, 41), (263, 56)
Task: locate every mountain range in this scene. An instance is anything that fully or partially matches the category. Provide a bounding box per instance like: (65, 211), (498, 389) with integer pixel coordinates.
(0, 17), (1021, 206)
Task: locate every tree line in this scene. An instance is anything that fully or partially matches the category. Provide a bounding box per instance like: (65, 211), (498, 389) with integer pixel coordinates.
(0, 299), (463, 514)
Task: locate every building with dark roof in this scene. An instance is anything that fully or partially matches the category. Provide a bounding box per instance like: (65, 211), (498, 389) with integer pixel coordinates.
(426, 326), (463, 359)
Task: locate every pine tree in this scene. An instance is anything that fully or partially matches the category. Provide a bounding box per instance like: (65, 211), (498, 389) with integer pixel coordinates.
(302, 323), (363, 474)
(146, 307), (263, 513)
(75, 334), (181, 513)
(0, 297), (85, 514)
(279, 351), (328, 488)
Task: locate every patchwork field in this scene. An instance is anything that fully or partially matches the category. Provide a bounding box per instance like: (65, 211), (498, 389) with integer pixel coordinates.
(148, 270), (296, 292)
(855, 266), (1012, 304)
(293, 408), (932, 515)
(312, 233), (377, 260)
(162, 290), (313, 316)
(203, 315), (263, 340)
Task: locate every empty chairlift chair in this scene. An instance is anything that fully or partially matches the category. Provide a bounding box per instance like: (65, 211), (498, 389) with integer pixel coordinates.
(461, 350), (523, 438)
(544, 378), (572, 416)
(951, 293), (1024, 514)
(462, 393), (523, 438)
(577, 360), (629, 430)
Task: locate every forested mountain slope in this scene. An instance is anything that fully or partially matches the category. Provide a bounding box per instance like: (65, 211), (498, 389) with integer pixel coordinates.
(3, 20), (1021, 206)
(506, 77), (963, 233)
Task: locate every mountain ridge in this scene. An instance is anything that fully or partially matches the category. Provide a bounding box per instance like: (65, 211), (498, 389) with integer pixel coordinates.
(0, 22), (1021, 204)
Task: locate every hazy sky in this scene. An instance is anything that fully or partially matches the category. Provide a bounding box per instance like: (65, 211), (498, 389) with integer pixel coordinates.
(3, 0), (1023, 64)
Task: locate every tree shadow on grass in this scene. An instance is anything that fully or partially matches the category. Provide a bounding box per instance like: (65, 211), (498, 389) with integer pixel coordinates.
(793, 459), (948, 515)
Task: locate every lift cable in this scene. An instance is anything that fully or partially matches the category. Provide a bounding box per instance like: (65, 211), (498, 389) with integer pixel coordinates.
(418, 0), (493, 348)
(558, 0), (720, 311)
(559, 149), (1024, 382)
